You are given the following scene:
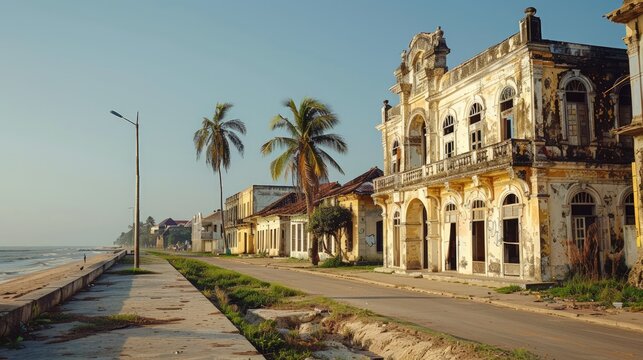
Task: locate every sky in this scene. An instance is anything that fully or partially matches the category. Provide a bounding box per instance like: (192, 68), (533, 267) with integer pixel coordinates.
(0, 1), (627, 247)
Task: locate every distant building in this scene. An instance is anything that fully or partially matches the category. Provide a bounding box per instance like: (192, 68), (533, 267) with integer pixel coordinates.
(249, 182), (340, 258)
(248, 167), (385, 262)
(373, 8), (633, 280)
(224, 185), (296, 254)
(153, 218), (190, 249)
(191, 210), (224, 253)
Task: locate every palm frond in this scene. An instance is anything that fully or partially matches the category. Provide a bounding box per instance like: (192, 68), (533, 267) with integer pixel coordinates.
(260, 136), (297, 155)
(317, 147), (345, 175)
(226, 131), (245, 155)
(222, 119), (247, 134)
(214, 103), (234, 122)
(311, 133), (348, 153)
(269, 146), (296, 180)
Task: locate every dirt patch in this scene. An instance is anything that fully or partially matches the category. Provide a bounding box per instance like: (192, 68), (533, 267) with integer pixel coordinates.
(46, 314), (183, 343)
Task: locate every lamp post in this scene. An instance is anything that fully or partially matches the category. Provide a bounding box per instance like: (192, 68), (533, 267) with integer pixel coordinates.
(110, 110), (140, 269)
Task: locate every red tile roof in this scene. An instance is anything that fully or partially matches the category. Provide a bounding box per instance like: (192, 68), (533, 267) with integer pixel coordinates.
(322, 167), (383, 199)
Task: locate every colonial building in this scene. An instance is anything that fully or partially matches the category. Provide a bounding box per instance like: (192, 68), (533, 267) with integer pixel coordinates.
(224, 185), (295, 254)
(373, 8), (633, 281)
(191, 210), (223, 253)
(608, 0), (643, 271)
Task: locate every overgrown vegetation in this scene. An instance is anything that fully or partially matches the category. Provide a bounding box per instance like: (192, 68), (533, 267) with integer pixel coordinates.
(309, 205), (352, 261)
(546, 275), (643, 308)
(40, 313), (181, 343)
(158, 254), (538, 360)
(0, 312), (181, 348)
(496, 285), (523, 294)
(319, 256), (346, 268)
(160, 255), (310, 359)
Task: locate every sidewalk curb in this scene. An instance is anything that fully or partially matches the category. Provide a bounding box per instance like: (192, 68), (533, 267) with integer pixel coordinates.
(0, 250), (126, 338)
(226, 258), (643, 334)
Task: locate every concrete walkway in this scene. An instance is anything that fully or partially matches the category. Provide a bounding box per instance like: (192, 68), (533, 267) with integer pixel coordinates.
(224, 256), (643, 333)
(0, 256), (262, 359)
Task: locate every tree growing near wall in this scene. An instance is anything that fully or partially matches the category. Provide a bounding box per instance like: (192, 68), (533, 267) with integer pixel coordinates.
(309, 205), (352, 261)
(566, 223), (601, 280)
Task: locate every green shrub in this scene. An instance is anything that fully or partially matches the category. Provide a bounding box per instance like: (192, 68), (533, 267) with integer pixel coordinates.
(495, 285), (522, 294)
(319, 256), (345, 268)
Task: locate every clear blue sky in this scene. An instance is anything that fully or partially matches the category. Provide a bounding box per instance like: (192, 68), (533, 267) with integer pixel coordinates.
(0, 1), (626, 246)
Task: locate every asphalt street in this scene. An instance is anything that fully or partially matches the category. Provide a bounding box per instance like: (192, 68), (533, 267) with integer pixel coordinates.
(202, 257), (643, 360)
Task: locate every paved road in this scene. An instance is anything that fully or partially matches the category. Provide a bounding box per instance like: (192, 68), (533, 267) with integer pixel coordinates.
(202, 257), (643, 360)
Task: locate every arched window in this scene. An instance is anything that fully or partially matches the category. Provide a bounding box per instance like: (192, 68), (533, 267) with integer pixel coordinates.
(443, 115), (455, 135)
(469, 103), (483, 124)
(625, 192), (635, 226)
(445, 203), (457, 222)
(500, 87), (516, 140)
(469, 103), (484, 150)
(443, 115), (455, 158)
(565, 80), (590, 146)
(391, 140), (400, 173)
(571, 192), (596, 249)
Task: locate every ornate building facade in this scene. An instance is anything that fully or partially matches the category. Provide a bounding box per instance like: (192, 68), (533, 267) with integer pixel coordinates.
(373, 8), (634, 281)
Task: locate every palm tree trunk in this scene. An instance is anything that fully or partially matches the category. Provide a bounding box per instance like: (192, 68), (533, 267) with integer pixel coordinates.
(305, 186), (319, 265)
(218, 165), (229, 254)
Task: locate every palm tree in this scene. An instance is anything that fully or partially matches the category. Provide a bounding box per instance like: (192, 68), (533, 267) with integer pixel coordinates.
(261, 98), (347, 265)
(194, 103), (246, 254)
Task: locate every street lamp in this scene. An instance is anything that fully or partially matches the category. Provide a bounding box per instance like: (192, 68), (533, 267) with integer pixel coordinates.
(110, 110), (141, 268)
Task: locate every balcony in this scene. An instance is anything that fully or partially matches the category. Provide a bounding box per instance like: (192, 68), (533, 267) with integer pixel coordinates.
(201, 231), (214, 240)
(374, 139), (533, 193)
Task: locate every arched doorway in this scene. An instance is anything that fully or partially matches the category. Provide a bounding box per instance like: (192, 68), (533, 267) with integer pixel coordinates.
(406, 199), (428, 270)
(471, 199), (486, 274)
(445, 202), (458, 271)
(408, 116), (427, 169)
(571, 192), (596, 249)
(393, 211), (401, 267)
(502, 194), (521, 276)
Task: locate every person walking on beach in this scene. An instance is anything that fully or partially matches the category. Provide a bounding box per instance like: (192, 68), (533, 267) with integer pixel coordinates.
(83, 254), (86, 263)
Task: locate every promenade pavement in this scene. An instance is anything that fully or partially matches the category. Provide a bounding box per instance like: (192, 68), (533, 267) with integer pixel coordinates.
(0, 255), (262, 360)
(215, 255), (643, 334)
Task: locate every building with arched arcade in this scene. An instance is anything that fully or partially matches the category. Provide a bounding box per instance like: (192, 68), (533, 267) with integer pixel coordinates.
(373, 8), (635, 281)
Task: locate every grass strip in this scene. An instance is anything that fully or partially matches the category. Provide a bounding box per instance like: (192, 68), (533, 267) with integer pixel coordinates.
(545, 275), (643, 309)
(154, 253), (538, 360)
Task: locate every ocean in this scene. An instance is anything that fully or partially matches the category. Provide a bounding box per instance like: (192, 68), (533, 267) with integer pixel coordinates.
(0, 246), (104, 284)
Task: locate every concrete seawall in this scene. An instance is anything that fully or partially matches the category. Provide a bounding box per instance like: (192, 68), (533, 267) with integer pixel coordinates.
(0, 250), (126, 338)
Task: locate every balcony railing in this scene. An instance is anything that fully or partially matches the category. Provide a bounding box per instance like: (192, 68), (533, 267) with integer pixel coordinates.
(201, 231), (214, 240)
(374, 139), (533, 193)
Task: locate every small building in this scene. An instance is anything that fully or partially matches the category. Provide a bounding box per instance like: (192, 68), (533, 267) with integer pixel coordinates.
(249, 182), (340, 258)
(153, 218), (191, 249)
(320, 167), (384, 262)
(372, 8), (633, 281)
(191, 210), (224, 253)
(224, 185), (296, 254)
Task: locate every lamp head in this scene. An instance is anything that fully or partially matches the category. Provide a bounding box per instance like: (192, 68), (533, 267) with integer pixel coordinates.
(110, 110), (123, 118)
